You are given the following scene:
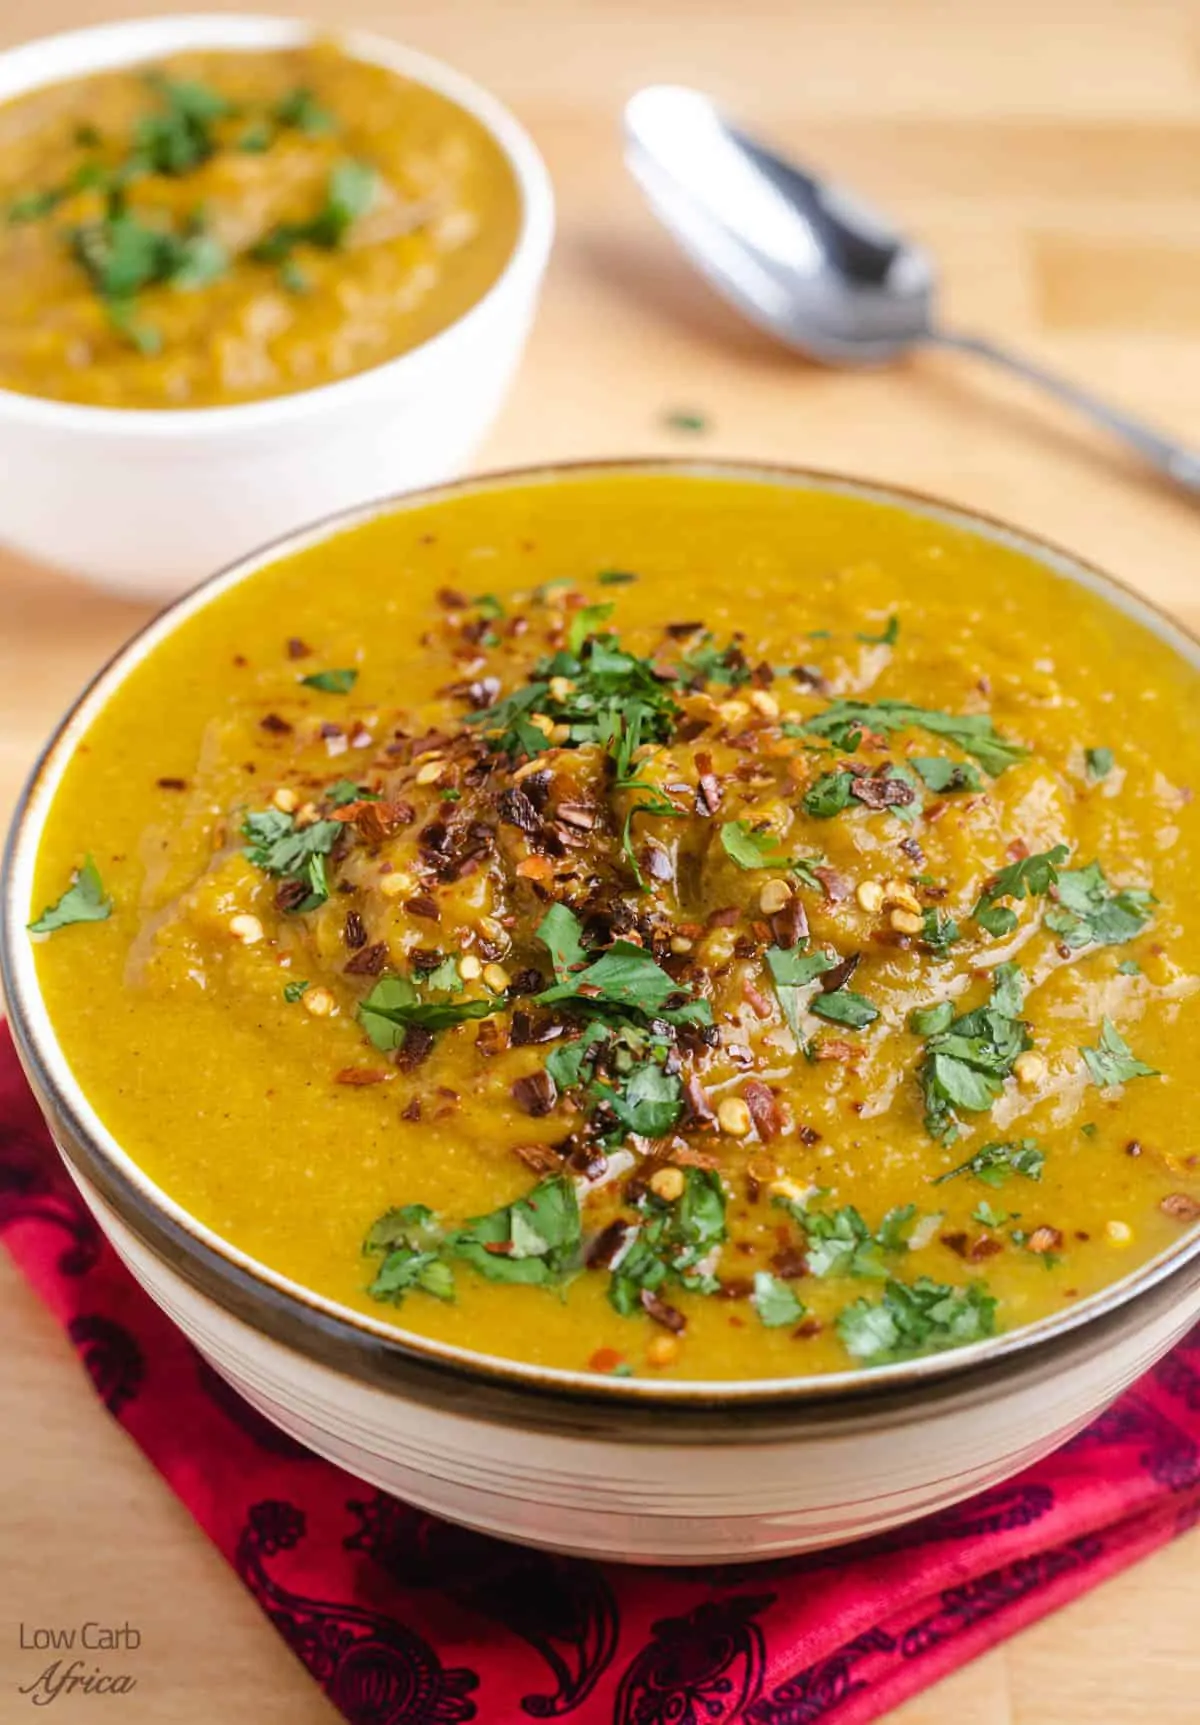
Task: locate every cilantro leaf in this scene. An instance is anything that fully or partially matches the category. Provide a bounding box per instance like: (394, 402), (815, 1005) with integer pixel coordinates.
(448, 1176), (582, 1287)
(911, 756), (983, 794)
(803, 770), (856, 818)
(856, 615), (899, 646)
(300, 667), (357, 693)
(536, 903), (590, 982)
(609, 1168), (726, 1314)
(773, 1195), (916, 1280)
(719, 820), (784, 869)
(28, 856), (112, 933)
(921, 908), (961, 955)
(974, 844), (1069, 936)
(811, 988), (879, 1029)
(752, 1271), (805, 1328)
(597, 569), (638, 585)
(917, 964), (1031, 1141)
(801, 699), (1026, 777)
(1085, 747), (1114, 780)
(283, 979), (310, 1003)
(1080, 1018), (1160, 1088)
(567, 602), (615, 656)
(1044, 861), (1154, 950)
(358, 975), (504, 1049)
(363, 1204), (454, 1304)
(242, 807), (343, 911)
(933, 1138), (1045, 1187)
(838, 1276), (997, 1364)
(765, 945), (834, 1039)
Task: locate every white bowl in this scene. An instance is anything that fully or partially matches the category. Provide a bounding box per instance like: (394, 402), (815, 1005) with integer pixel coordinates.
(0, 15), (553, 600)
(6, 463), (1200, 1564)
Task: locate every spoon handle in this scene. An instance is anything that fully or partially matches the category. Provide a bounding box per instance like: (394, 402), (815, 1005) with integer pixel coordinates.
(929, 328), (1200, 496)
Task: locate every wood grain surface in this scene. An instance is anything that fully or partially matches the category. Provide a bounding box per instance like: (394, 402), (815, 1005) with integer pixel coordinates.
(1, 0), (1198, 1719)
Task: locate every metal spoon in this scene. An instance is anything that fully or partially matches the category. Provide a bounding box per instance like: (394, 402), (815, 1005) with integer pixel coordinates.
(625, 85), (1200, 496)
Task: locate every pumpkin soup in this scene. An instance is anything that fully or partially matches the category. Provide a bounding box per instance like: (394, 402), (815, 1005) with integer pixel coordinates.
(27, 474), (1200, 1379)
(0, 43), (519, 407)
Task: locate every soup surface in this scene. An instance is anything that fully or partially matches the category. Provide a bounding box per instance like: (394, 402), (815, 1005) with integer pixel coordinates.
(0, 43), (519, 407)
(28, 474), (1200, 1381)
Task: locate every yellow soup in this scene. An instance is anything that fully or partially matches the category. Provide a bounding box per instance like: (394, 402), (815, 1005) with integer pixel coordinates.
(28, 474), (1200, 1381)
(0, 44), (520, 407)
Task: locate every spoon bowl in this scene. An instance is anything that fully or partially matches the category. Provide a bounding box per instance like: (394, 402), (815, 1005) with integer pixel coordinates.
(624, 85), (1200, 490)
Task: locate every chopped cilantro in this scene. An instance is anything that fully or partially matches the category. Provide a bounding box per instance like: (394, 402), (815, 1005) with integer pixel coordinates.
(282, 979), (310, 1003)
(765, 945), (834, 1040)
(273, 85), (336, 136)
(1118, 959), (1141, 976)
(364, 1204), (454, 1304)
(752, 1271), (805, 1328)
(810, 988), (879, 1030)
(449, 1176), (582, 1287)
(921, 909), (961, 955)
(974, 844), (1069, 937)
(800, 699), (1026, 777)
(325, 778), (378, 806)
(856, 616), (899, 646)
(567, 602), (615, 656)
(358, 974), (504, 1050)
(1044, 861), (1154, 950)
(917, 964), (1032, 1141)
(838, 1276), (997, 1364)
(597, 569), (638, 585)
(933, 1137), (1045, 1187)
(720, 820), (784, 869)
(972, 1198), (1010, 1228)
(1080, 1019), (1160, 1088)
(609, 1168), (726, 1314)
(911, 756), (983, 794)
(910, 1000), (955, 1036)
(535, 905), (710, 1027)
(773, 1195), (916, 1280)
(803, 770), (856, 818)
(28, 856), (112, 934)
(663, 408), (708, 433)
(242, 807), (342, 911)
(1085, 747), (1114, 780)
(300, 666), (358, 693)
(251, 159), (378, 265)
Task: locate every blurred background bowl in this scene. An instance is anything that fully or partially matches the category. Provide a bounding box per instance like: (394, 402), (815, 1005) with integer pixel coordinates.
(0, 14), (554, 600)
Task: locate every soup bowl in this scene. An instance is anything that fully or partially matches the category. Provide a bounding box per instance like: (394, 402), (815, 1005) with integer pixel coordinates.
(0, 15), (553, 598)
(4, 461), (1200, 1564)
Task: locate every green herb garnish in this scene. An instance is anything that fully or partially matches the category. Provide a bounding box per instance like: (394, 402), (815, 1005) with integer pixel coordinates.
(1044, 862), (1154, 950)
(911, 756), (983, 794)
(933, 1137), (1045, 1187)
(856, 616), (899, 646)
(974, 844), (1069, 937)
(838, 1276), (997, 1364)
(283, 979), (311, 1003)
(752, 1271), (805, 1328)
(1080, 1019), (1160, 1088)
(917, 963), (1032, 1142)
(242, 807), (342, 911)
(1085, 747), (1114, 780)
(359, 974), (505, 1050)
(800, 699), (1026, 777)
(609, 1168), (726, 1313)
(300, 667), (358, 694)
(28, 856), (112, 933)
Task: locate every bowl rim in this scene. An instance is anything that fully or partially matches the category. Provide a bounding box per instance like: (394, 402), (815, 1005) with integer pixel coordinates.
(0, 12), (554, 435)
(5, 456), (1200, 1416)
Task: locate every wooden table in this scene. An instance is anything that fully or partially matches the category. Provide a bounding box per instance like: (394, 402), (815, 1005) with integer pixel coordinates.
(2, 0), (1198, 1718)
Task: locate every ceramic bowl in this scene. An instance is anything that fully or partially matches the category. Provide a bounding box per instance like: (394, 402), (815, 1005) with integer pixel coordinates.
(0, 15), (553, 600)
(5, 463), (1200, 1565)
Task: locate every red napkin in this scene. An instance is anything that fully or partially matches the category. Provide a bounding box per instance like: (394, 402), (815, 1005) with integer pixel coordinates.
(3, 1021), (1198, 1725)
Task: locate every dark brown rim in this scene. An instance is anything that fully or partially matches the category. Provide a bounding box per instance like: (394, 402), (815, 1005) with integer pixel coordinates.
(5, 457), (1200, 1428)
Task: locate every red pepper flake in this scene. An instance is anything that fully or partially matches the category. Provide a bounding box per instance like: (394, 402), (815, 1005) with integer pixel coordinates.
(156, 776), (188, 791)
(1026, 1226), (1064, 1255)
(706, 905), (740, 928)
(682, 1074), (717, 1128)
(436, 586), (470, 609)
(513, 1143), (564, 1175)
(818, 952), (861, 994)
(742, 1079), (782, 1141)
(286, 638), (312, 660)
(588, 1347), (626, 1374)
(640, 1288), (687, 1333)
(812, 865), (850, 904)
(586, 1218), (633, 1269)
(1161, 1193), (1200, 1224)
(669, 1143), (720, 1170)
(797, 1125), (821, 1146)
(793, 1317), (823, 1339)
(344, 942), (388, 976)
(850, 773), (916, 811)
(335, 1068), (390, 1086)
(694, 752), (722, 815)
(395, 1026), (435, 1072)
(511, 1070), (558, 1117)
(260, 712), (292, 735)
(770, 896), (809, 949)
(343, 910), (368, 950)
(400, 1097), (422, 1121)
(742, 980), (773, 1019)
(814, 1039), (857, 1062)
(407, 895), (441, 922)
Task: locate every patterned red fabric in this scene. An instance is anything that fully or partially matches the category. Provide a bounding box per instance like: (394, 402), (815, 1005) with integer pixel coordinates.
(3, 1019), (1199, 1725)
